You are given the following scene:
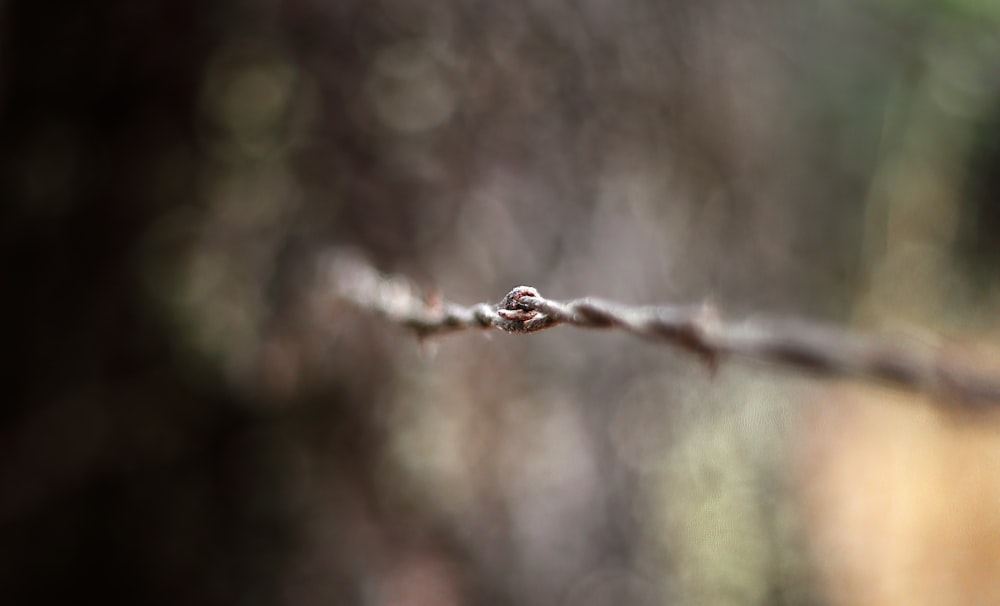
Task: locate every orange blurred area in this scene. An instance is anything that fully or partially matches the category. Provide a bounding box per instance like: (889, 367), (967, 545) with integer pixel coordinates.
(800, 380), (1000, 606)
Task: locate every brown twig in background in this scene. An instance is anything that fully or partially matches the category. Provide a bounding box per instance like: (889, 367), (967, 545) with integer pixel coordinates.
(325, 256), (1000, 404)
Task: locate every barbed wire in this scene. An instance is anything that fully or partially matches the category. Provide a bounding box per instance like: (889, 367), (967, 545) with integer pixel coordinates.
(325, 256), (1000, 405)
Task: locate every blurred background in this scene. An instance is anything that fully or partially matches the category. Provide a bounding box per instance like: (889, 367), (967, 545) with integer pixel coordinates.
(3, 0), (1000, 604)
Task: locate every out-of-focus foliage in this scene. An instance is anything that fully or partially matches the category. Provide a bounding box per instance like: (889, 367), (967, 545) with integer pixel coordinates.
(3, 0), (1000, 605)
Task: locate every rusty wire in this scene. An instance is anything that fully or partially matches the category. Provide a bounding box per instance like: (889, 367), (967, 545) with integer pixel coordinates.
(325, 256), (1000, 404)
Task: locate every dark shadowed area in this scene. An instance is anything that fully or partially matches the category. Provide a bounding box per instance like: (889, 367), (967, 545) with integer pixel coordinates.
(3, 1), (1000, 605)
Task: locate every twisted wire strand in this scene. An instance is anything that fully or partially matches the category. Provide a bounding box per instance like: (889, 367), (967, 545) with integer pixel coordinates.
(326, 256), (1000, 404)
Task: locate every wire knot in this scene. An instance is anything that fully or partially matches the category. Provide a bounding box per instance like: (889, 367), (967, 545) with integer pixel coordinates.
(495, 286), (558, 333)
